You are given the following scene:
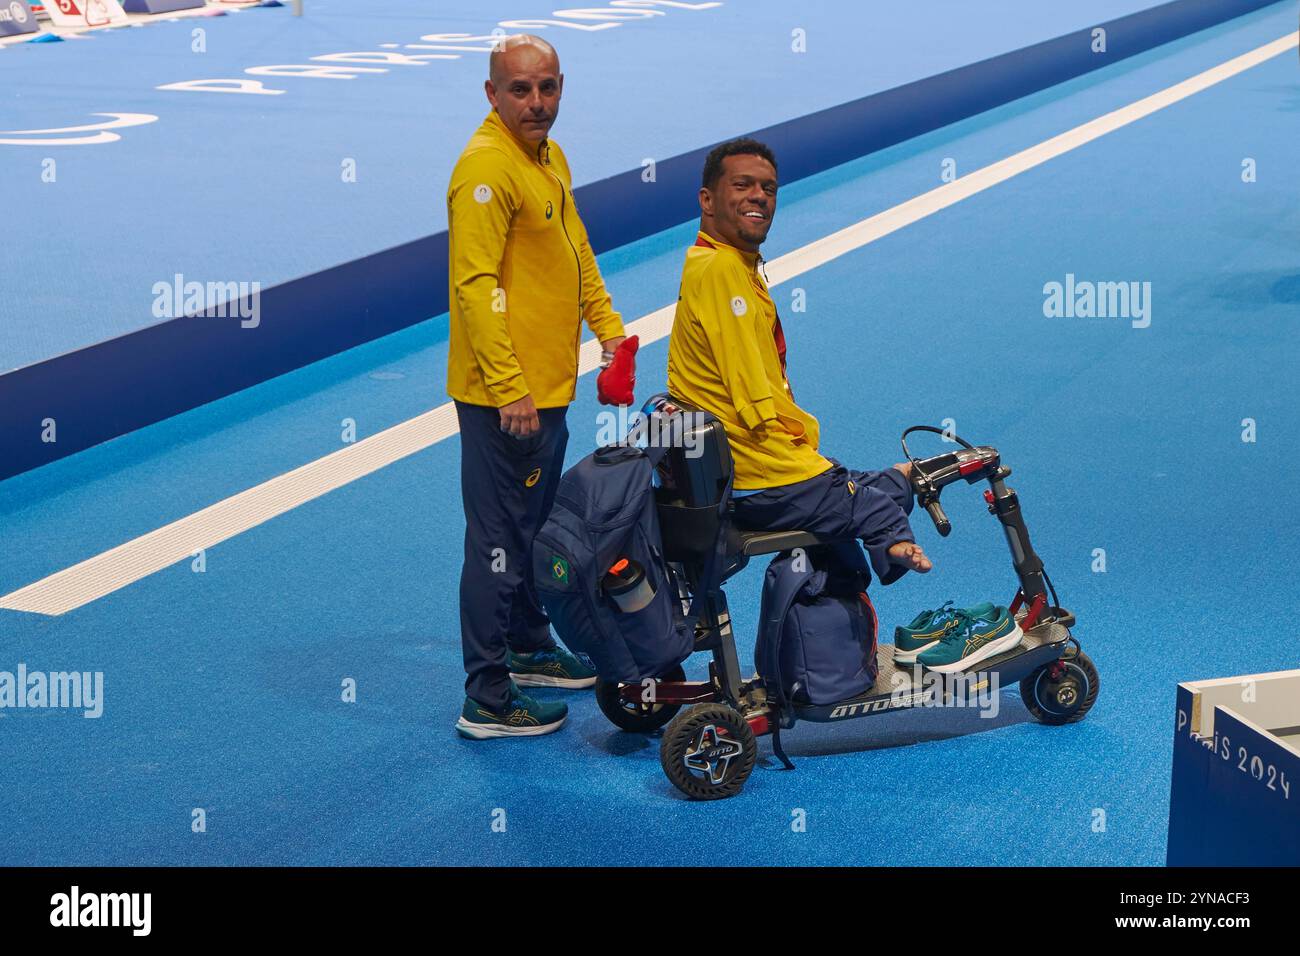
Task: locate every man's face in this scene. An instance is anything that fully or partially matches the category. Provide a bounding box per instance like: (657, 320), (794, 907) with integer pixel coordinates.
(486, 45), (563, 144)
(700, 153), (778, 252)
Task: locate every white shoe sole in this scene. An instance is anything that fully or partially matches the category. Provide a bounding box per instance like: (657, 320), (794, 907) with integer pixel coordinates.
(923, 625), (1024, 674)
(891, 640), (939, 664)
(509, 672), (597, 689)
(455, 714), (567, 739)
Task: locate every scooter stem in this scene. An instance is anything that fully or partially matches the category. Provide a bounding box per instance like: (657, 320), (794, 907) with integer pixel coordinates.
(904, 427), (1052, 618)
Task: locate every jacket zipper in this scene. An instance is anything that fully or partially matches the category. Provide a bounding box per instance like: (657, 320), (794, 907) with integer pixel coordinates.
(540, 142), (583, 322)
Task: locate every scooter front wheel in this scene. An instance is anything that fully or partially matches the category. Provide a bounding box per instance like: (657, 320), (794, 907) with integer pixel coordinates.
(660, 703), (756, 800)
(1020, 649), (1099, 724)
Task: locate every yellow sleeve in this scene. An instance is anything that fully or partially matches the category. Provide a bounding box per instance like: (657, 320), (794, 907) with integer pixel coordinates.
(572, 204), (625, 344)
(549, 144), (624, 344)
(448, 147), (529, 406)
(692, 258), (777, 430)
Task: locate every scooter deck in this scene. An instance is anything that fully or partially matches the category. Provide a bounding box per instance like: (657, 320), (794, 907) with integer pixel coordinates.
(790, 621), (1072, 723)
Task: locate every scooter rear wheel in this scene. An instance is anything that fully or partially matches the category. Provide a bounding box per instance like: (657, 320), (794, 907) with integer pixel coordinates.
(660, 703), (756, 800)
(1020, 649), (1099, 724)
(594, 664), (686, 733)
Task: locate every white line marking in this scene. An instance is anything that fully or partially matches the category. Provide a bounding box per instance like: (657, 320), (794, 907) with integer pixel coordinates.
(3, 32), (1294, 616)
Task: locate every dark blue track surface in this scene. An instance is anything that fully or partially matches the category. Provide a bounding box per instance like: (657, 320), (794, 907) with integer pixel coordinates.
(1, 4), (1297, 865)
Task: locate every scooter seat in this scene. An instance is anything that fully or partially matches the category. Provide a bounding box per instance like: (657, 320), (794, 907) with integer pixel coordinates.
(733, 529), (842, 556)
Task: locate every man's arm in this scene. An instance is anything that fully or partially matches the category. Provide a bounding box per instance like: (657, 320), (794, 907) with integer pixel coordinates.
(693, 258), (778, 431)
(549, 144), (625, 351)
(448, 149), (529, 409)
(570, 196), (625, 352)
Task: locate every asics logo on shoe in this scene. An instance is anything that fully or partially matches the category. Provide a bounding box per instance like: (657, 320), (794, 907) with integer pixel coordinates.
(963, 625), (1009, 655)
(476, 707), (540, 727)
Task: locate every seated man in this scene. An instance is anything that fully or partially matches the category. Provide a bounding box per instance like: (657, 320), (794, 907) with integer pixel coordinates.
(666, 137), (932, 592)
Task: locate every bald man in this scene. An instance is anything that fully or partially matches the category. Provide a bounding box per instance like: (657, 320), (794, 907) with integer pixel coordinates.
(448, 36), (629, 739)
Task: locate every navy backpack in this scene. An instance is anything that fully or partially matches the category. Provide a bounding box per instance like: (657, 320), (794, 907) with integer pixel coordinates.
(754, 541), (880, 707)
(533, 442), (722, 685)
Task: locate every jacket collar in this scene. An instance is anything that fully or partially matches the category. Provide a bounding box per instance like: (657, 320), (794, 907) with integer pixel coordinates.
(695, 229), (760, 269)
(484, 109), (549, 165)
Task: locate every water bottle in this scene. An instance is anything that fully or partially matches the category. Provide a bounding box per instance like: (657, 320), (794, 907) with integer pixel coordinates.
(602, 558), (656, 613)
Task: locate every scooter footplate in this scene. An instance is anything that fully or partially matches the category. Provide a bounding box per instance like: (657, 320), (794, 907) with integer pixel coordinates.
(791, 621), (1071, 723)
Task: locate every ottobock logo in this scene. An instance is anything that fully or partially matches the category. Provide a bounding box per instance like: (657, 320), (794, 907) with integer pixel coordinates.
(10, 2), (31, 24)
(50, 886), (151, 937)
(829, 693), (928, 719)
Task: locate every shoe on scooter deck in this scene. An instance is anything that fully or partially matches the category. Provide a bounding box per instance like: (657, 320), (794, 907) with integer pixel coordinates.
(790, 619), (1072, 723)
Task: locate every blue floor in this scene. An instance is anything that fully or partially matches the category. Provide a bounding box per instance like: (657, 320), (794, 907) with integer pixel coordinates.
(1, 3), (1297, 865)
(1, 0), (1168, 369)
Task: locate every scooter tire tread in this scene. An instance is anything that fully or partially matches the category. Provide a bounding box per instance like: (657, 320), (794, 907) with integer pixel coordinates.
(1020, 649), (1100, 725)
(660, 703), (757, 800)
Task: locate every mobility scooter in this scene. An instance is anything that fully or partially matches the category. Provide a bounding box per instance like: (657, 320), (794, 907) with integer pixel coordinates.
(593, 396), (1100, 800)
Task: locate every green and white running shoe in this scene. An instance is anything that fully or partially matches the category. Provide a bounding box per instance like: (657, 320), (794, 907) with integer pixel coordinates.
(893, 601), (960, 664)
(455, 683), (568, 739)
(917, 605), (1023, 673)
(508, 646), (597, 689)
(893, 601), (996, 664)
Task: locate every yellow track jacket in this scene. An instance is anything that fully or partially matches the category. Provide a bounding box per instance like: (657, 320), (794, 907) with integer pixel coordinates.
(446, 110), (625, 408)
(667, 232), (831, 490)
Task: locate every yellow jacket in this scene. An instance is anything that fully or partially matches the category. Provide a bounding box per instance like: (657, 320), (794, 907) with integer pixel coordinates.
(667, 232), (832, 490)
(446, 111), (624, 408)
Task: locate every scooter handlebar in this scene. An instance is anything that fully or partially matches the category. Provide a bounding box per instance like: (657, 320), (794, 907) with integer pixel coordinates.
(925, 498), (952, 537)
(905, 447), (999, 538)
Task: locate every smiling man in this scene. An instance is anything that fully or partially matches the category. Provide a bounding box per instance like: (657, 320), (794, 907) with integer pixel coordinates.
(447, 35), (632, 739)
(666, 138), (932, 589)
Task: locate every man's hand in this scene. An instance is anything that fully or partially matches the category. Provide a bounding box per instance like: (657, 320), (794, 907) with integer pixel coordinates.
(597, 335), (639, 406)
(888, 540), (933, 573)
(892, 461), (913, 481)
(499, 394), (540, 438)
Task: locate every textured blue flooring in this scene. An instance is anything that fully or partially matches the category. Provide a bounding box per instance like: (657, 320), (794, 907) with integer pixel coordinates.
(2, 0), (1168, 369)
(1, 4), (1298, 865)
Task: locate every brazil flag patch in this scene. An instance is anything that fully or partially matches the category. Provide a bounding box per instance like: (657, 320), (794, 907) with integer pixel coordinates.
(550, 555), (570, 585)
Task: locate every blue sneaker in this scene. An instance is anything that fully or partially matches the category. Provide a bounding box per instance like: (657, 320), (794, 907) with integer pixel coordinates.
(893, 601), (960, 664)
(455, 683), (568, 739)
(509, 646), (597, 689)
(893, 601), (996, 663)
(917, 605), (1022, 674)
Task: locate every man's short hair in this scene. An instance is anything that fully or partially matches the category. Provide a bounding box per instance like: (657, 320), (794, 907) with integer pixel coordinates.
(701, 138), (779, 190)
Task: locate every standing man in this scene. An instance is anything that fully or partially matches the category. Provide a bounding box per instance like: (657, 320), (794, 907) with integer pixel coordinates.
(448, 35), (638, 739)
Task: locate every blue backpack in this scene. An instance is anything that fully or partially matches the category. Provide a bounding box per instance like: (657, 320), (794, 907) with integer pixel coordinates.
(754, 541), (880, 707)
(533, 442), (721, 684)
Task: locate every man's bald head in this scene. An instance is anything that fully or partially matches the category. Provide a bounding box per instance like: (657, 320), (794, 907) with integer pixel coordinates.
(489, 34), (559, 86)
(485, 35), (564, 145)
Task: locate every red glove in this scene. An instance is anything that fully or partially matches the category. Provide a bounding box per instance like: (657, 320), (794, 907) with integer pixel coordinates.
(597, 335), (638, 406)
